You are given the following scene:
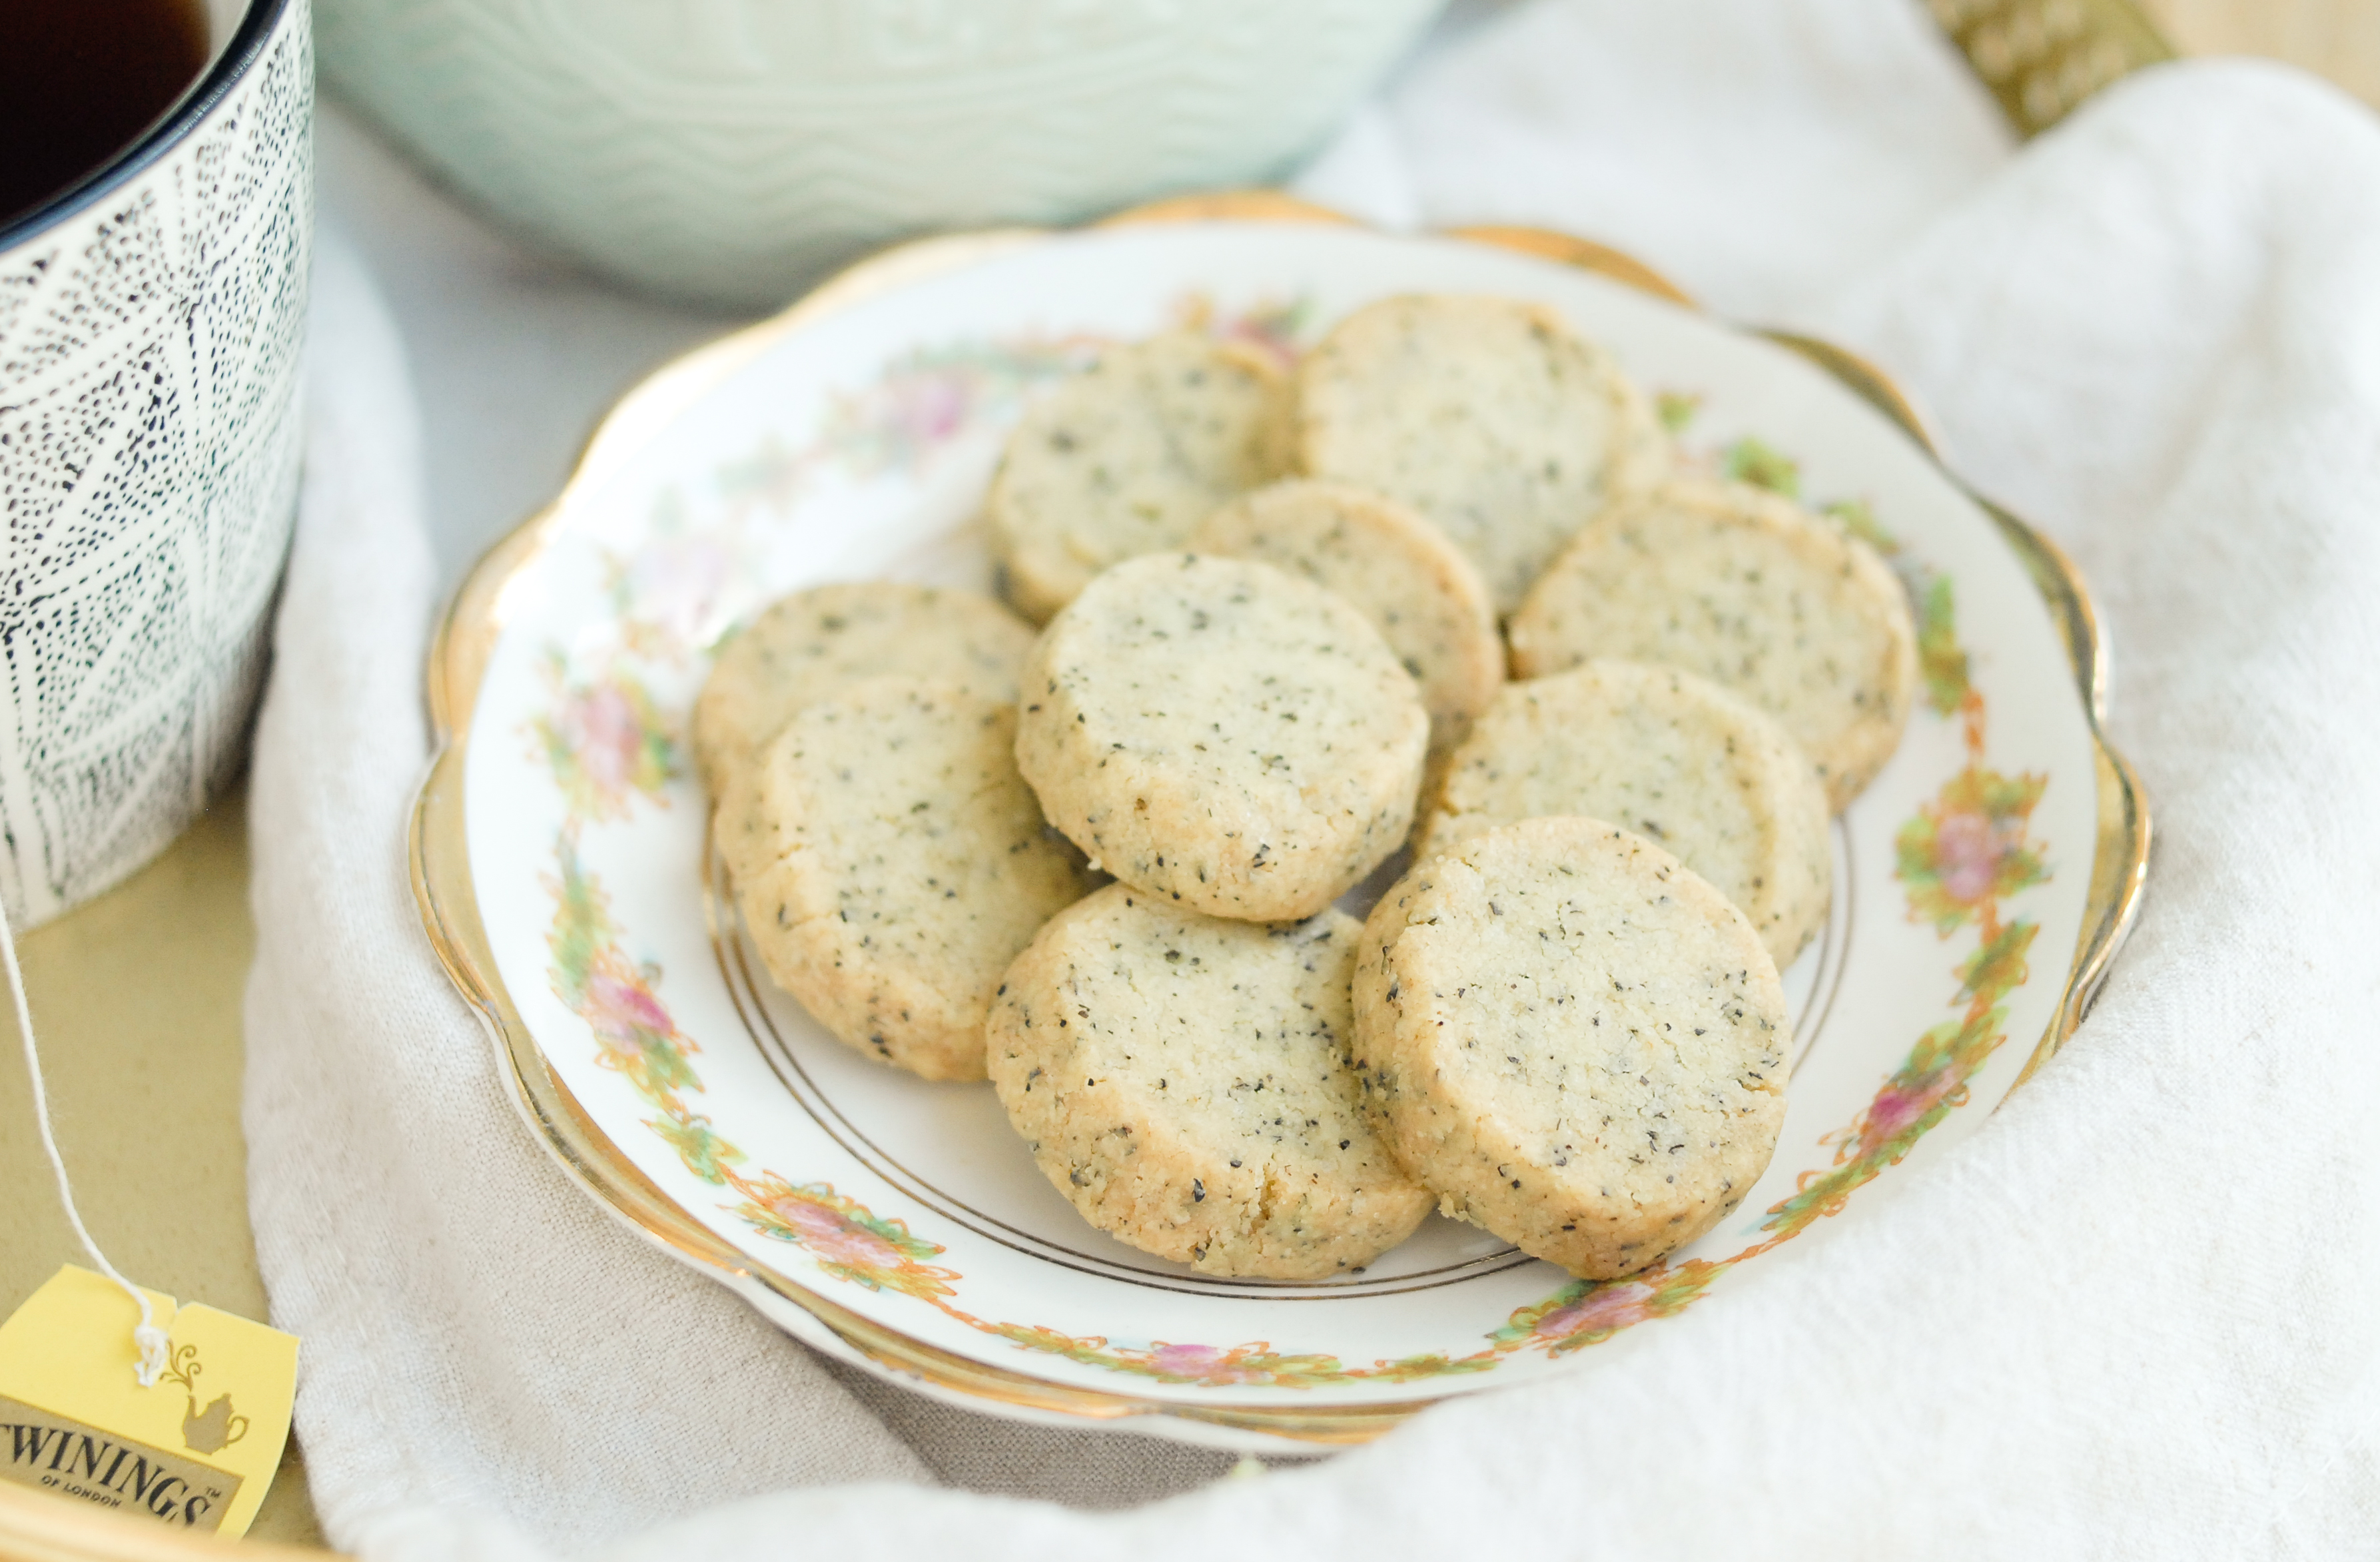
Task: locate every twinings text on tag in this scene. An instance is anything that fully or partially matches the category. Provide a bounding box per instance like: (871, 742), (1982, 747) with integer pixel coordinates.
(0, 1266), (296, 1538)
(0, 1392), (241, 1527)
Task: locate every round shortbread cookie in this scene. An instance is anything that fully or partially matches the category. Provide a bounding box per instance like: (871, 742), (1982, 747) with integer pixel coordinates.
(694, 582), (1034, 793)
(1507, 478), (1918, 812)
(1351, 817), (1790, 1280)
(717, 677), (1098, 1082)
(1417, 659), (1831, 971)
(986, 332), (1291, 623)
(1015, 553), (1429, 923)
(1293, 294), (1668, 617)
(1188, 478), (1504, 769)
(988, 885), (1434, 1279)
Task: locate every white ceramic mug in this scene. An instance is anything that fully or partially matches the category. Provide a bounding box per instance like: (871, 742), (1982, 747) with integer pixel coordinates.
(0, 0), (313, 926)
(320, 0), (1443, 310)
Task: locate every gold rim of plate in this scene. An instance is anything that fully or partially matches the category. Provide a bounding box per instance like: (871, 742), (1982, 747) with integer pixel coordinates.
(406, 191), (2153, 1445)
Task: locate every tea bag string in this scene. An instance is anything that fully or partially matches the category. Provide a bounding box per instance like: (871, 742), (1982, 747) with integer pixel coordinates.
(2, 911), (169, 1386)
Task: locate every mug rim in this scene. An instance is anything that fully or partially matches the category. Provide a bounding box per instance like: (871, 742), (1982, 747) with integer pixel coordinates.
(0, 0), (296, 252)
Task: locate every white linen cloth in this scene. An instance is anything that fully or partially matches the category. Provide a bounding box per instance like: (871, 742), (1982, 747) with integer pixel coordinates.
(248, 2), (2380, 1555)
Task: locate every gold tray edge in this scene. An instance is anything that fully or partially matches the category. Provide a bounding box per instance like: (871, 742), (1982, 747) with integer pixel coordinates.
(0, 1483), (324, 1562)
(401, 190), (2152, 1450)
(1932, 0), (2178, 139)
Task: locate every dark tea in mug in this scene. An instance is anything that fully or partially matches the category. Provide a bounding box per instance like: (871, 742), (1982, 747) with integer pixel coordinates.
(0, 0), (210, 225)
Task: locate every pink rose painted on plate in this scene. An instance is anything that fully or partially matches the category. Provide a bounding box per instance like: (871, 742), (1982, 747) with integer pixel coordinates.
(767, 1194), (910, 1272)
(530, 652), (679, 822)
(1533, 1282), (1657, 1340)
(1142, 1344), (1268, 1385)
(1852, 1069), (1966, 1150)
(582, 967), (674, 1059)
(1932, 807), (2022, 905)
(1898, 767), (2048, 936)
(606, 518), (740, 661)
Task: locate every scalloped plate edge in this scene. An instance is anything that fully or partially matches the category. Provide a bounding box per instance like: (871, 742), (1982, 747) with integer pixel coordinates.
(407, 192), (2150, 1447)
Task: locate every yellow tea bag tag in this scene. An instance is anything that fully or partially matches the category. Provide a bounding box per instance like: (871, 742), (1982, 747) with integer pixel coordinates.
(0, 1265), (296, 1539)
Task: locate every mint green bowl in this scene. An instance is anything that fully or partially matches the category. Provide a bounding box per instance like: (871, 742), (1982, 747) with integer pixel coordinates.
(320, 0), (1445, 310)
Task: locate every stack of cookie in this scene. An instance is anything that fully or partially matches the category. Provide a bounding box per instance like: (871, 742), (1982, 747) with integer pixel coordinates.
(699, 293), (1918, 1284)
(700, 584), (1096, 1082)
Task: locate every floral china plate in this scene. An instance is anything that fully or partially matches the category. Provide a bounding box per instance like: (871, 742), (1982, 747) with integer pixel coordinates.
(411, 196), (2149, 1450)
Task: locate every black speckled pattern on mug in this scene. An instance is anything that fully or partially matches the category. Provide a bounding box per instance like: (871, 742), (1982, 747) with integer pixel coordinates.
(0, 0), (310, 923)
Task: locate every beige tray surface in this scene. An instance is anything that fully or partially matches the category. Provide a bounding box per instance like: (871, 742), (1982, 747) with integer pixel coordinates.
(0, 793), (323, 1554)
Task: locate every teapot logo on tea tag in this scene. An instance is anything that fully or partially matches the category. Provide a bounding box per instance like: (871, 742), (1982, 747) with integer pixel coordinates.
(0, 1267), (296, 1538)
(155, 1341), (250, 1456)
(181, 1391), (247, 1457)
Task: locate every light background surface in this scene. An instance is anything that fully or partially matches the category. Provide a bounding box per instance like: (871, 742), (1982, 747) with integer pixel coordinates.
(2150, 0), (2380, 105)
